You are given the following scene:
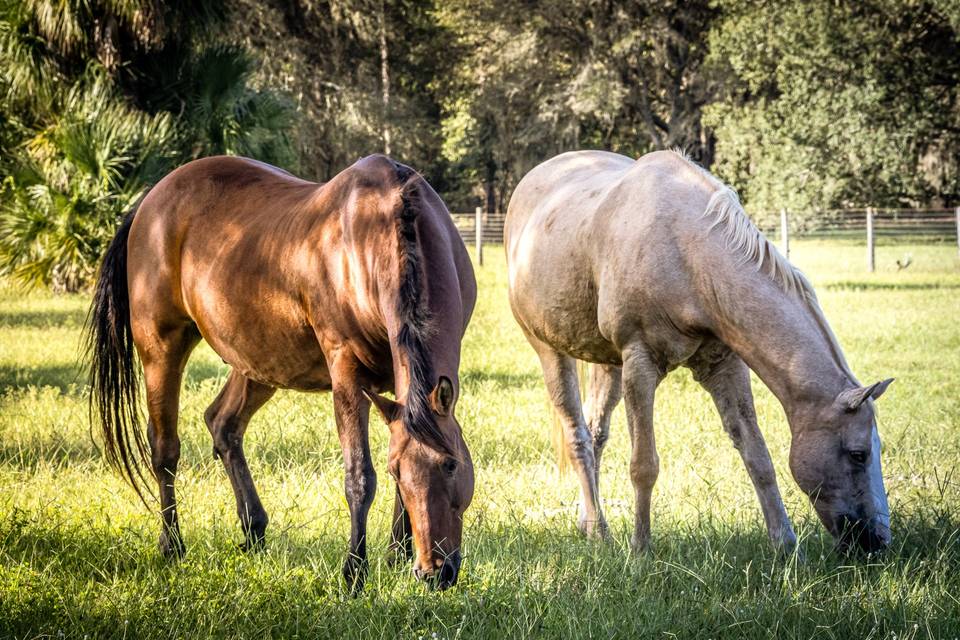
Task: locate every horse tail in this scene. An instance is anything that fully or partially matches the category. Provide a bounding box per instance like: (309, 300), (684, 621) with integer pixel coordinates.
(86, 204), (153, 506)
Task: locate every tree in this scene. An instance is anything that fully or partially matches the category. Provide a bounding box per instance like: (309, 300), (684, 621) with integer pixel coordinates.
(0, 0), (297, 290)
(0, 76), (175, 291)
(436, 0), (720, 211)
(705, 0), (960, 223)
(228, 0), (453, 183)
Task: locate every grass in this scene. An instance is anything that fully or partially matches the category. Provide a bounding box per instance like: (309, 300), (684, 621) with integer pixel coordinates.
(1, 239), (959, 639)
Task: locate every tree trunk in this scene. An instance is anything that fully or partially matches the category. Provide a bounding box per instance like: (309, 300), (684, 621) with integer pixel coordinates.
(484, 159), (496, 213)
(379, 0), (391, 156)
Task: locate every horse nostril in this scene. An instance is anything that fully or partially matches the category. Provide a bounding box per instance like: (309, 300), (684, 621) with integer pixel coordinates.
(438, 560), (457, 587)
(836, 514), (890, 554)
(437, 551), (461, 589)
(412, 552), (461, 589)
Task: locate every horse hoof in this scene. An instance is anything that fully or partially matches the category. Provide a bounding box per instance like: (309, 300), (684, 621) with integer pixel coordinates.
(239, 536), (266, 553)
(386, 544), (413, 567)
(159, 531), (186, 560)
(342, 556), (368, 595)
(777, 541), (805, 563)
(630, 535), (652, 554)
(577, 516), (611, 541)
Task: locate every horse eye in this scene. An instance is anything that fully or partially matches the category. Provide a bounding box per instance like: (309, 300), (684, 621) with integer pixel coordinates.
(849, 450), (868, 465)
(442, 458), (458, 475)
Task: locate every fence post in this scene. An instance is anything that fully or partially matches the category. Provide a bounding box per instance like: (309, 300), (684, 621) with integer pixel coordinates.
(955, 206), (959, 258)
(779, 208), (790, 260)
(866, 207), (875, 273)
(475, 206), (483, 266)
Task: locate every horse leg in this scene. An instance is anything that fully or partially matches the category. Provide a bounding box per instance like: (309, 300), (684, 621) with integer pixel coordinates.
(583, 363), (622, 487)
(204, 370), (276, 551)
(140, 325), (199, 559)
(328, 353), (376, 593)
(690, 348), (797, 552)
(527, 334), (607, 539)
(388, 486), (413, 565)
(621, 344), (663, 551)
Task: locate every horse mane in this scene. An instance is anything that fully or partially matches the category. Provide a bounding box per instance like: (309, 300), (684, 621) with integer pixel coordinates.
(672, 149), (858, 383)
(393, 170), (454, 455)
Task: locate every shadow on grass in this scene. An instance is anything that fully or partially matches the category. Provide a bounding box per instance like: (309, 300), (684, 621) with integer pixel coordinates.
(0, 307), (87, 329)
(0, 357), (228, 397)
(1, 506), (958, 638)
(0, 363), (85, 394)
(462, 368), (540, 388)
(825, 281), (960, 291)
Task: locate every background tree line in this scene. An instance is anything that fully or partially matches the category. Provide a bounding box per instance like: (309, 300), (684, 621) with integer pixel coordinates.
(2, 0), (958, 290)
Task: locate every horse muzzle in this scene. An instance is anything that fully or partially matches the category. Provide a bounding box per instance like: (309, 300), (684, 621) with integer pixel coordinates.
(835, 514), (891, 554)
(412, 550), (462, 590)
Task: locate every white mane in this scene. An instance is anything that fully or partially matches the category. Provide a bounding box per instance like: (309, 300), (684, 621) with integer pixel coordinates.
(670, 149), (858, 383)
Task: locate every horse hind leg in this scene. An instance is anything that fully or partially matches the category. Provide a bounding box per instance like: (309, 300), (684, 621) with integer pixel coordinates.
(527, 333), (608, 539)
(689, 345), (797, 553)
(204, 370), (276, 551)
(582, 363), (622, 487)
(139, 324), (200, 559)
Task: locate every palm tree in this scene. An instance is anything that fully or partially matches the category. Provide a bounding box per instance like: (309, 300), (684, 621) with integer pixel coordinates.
(0, 76), (175, 291)
(0, 1), (297, 291)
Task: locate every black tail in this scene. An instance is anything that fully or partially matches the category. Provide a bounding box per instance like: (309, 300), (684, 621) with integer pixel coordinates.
(86, 208), (153, 506)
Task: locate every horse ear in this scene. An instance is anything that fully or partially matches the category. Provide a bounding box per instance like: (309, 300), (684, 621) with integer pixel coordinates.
(362, 388), (402, 424)
(429, 376), (456, 417)
(839, 378), (894, 411)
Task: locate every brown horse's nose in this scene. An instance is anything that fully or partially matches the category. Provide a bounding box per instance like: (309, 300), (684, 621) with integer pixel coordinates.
(412, 551), (461, 590)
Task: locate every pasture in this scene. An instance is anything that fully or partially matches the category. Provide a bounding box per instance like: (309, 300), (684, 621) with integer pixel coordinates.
(1, 239), (959, 639)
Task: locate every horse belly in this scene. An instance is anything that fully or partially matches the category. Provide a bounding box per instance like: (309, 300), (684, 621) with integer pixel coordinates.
(205, 319), (331, 390)
(508, 221), (620, 364)
(185, 281), (333, 391)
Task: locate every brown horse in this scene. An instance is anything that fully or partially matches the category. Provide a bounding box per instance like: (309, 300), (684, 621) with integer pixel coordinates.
(86, 154), (476, 591)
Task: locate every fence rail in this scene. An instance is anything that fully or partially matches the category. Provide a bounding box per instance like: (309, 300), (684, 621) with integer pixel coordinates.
(761, 209), (958, 236)
(451, 207), (960, 272)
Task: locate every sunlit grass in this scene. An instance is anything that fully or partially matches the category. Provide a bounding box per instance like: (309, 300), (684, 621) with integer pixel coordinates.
(1, 240), (959, 638)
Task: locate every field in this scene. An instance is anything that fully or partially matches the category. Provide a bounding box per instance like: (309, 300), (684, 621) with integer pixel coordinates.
(1, 239), (959, 639)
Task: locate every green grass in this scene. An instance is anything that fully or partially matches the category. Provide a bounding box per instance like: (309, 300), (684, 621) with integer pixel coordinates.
(1, 239), (959, 639)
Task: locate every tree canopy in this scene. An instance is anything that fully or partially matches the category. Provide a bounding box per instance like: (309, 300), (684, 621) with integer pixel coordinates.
(2, 0), (958, 289)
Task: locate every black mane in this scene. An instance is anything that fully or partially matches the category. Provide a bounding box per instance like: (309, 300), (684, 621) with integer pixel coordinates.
(394, 169), (453, 455)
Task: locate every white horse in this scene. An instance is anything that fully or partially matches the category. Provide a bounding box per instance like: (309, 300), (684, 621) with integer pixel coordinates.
(505, 150), (892, 553)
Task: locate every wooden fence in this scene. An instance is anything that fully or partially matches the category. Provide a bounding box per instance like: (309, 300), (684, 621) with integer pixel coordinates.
(451, 207), (960, 271)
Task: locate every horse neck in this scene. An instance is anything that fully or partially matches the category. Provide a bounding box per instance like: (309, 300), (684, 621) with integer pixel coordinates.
(387, 211), (463, 401)
(710, 273), (855, 431)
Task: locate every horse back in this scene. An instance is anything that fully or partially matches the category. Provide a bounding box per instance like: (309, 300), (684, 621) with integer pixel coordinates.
(126, 154), (471, 391)
(506, 150), (719, 364)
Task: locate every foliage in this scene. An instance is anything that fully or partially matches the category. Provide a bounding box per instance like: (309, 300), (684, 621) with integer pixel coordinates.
(435, 0), (718, 211)
(2, 0), (959, 288)
(1, 242), (959, 636)
(0, 76), (174, 291)
(705, 0), (960, 223)
(0, 0), (297, 291)
(228, 0), (453, 183)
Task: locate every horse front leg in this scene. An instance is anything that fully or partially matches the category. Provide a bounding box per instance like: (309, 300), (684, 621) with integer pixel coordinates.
(388, 485), (413, 565)
(329, 355), (376, 594)
(690, 348), (798, 554)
